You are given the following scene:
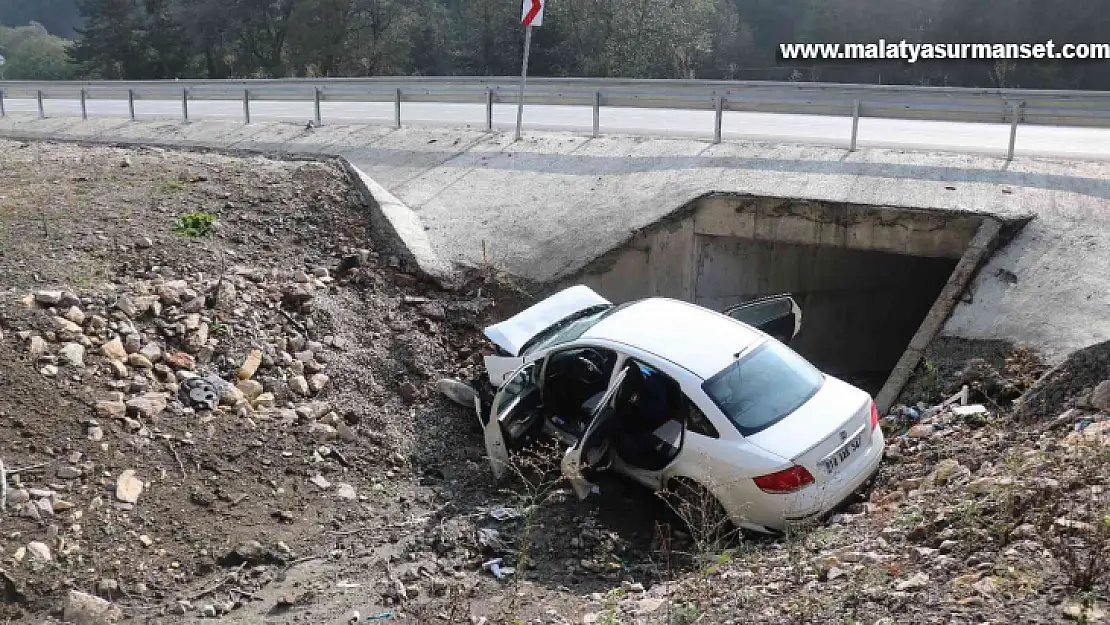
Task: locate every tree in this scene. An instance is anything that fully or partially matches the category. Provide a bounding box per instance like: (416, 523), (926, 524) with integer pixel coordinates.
(0, 22), (77, 79)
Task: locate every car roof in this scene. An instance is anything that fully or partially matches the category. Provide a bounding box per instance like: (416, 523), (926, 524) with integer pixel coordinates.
(582, 298), (763, 380)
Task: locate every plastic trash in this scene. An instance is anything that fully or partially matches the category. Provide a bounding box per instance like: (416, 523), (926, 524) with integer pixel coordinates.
(366, 612), (394, 621)
(482, 558), (516, 579)
(489, 507), (524, 521)
(951, 404), (988, 416)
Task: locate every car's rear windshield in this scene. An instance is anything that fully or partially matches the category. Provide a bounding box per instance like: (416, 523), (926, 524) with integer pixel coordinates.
(701, 340), (824, 437)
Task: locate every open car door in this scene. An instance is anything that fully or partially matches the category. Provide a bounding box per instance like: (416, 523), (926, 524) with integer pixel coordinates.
(724, 294), (802, 345)
(482, 361), (544, 480)
(561, 366), (630, 499)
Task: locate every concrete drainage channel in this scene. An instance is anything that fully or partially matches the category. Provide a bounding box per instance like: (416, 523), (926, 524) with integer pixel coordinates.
(547, 193), (1023, 411)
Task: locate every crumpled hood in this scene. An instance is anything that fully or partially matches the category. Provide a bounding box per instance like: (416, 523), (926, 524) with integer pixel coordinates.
(484, 285), (611, 356)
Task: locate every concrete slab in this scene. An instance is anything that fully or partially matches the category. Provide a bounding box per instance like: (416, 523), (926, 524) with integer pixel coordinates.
(2, 115), (1108, 366)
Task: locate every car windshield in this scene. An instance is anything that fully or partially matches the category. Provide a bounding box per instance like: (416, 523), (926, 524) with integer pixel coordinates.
(520, 305), (612, 355)
(701, 340), (824, 437)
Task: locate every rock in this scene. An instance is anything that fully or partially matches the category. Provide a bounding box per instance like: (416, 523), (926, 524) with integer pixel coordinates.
(1063, 599), (1107, 622)
(55, 316), (83, 334)
(25, 541), (52, 568)
(157, 280), (189, 305)
(128, 353), (153, 369)
(254, 392), (276, 409)
(182, 297), (205, 313)
(310, 474), (331, 490)
(335, 483), (357, 500)
(64, 306), (86, 325)
(1091, 380), (1110, 412)
(88, 425), (105, 441)
(53, 499), (75, 511)
(59, 342), (86, 367)
(35, 290), (64, 305)
(35, 499), (54, 517)
(399, 381), (419, 404)
(108, 360), (129, 379)
(125, 392), (168, 418)
(27, 335), (48, 357)
(63, 590), (123, 625)
(41, 364), (59, 377)
(163, 351), (195, 370)
(115, 469), (144, 504)
(906, 424), (935, 439)
(8, 489), (30, 505)
(220, 385), (246, 406)
(139, 342), (162, 362)
(57, 466), (83, 479)
(966, 476), (999, 494)
(290, 375), (310, 397)
(95, 400), (127, 419)
(931, 459), (969, 485)
(895, 572), (929, 591)
(239, 349), (263, 380)
(236, 379), (264, 400)
(309, 373), (329, 393)
(114, 295), (136, 318)
(101, 337), (128, 361)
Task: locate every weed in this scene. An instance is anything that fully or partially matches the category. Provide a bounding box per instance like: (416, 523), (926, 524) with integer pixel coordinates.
(159, 179), (186, 194)
(174, 211), (217, 237)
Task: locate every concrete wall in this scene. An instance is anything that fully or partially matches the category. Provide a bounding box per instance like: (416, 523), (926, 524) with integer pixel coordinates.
(569, 193), (984, 392)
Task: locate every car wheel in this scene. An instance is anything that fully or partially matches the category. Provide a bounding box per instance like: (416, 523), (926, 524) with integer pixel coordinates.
(662, 478), (735, 544)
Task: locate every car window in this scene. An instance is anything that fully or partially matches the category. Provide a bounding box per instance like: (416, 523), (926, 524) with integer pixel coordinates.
(493, 362), (538, 419)
(701, 340), (823, 437)
(685, 400), (719, 438)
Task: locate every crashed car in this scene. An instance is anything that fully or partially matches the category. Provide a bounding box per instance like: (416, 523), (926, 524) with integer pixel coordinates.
(441, 285), (884, 533)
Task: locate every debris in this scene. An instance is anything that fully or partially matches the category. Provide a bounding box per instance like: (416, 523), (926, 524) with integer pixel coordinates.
(482, 558), (515, 579)
(437, 378), (477, 407)
(179, 376), (219, 411)
(239, 349), (263, 380)
(951, 404), (988, 416)
(489, 506), (524, 521)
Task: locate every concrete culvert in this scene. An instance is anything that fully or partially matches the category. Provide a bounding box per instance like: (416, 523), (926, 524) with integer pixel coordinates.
(557, 193), (1010, 408)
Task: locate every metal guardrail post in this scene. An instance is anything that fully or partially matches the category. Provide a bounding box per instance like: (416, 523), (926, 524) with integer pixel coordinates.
(182, 88), (189, 122)
(593, 91), (601, 138)
(850, 99), (860, 152)
(127, 89), (135, 121)
(243, 89), (251, 124)
(0, 89), (5, 118)
(713, 95), (724, 144)
(394, 88), (402, 129)
(37, 90), (45, 119)
(1007, 103), (1020, 161)
(486, 89), (493, 131)
(80, 89), (88, 120)
(314, 87), (322, 126)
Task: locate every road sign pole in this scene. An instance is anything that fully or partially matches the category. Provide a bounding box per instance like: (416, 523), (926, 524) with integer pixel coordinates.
(37, 90), (45, 119)
(1007, 103), (1020, 161)
(514, 25), (533, 141)
(0, 89), (5, 117)
(80, 89), (88, 120)
(850, 99), (860, 152)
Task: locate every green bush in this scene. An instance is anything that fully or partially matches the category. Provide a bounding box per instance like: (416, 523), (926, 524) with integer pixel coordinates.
(174, 211), (217, 237)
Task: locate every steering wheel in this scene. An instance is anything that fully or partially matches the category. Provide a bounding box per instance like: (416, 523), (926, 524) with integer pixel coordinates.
(573, 350), (607, 386)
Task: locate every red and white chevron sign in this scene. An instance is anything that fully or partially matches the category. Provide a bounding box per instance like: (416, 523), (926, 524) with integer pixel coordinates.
(521, 0), (544, 26)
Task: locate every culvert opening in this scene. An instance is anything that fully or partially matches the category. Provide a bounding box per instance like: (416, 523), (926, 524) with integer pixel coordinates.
(564, 194), (1003, 405)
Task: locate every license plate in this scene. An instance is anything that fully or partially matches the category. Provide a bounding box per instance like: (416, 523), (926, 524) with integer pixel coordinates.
(821, 432), (862, 474)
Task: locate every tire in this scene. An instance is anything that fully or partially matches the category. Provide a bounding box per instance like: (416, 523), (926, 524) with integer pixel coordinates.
(662, 478), (735, 544)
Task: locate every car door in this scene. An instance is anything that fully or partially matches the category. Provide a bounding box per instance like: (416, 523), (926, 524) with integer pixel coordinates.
(482, 361), (543, 479)
(724, 294), (802, 345)
(561, 366), (630, 499)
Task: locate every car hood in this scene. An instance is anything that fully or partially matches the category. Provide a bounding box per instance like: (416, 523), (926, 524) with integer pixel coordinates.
(484, 285), (611, 356)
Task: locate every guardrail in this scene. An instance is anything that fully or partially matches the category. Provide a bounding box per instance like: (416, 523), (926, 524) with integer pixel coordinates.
(3, 77), (1110, 159)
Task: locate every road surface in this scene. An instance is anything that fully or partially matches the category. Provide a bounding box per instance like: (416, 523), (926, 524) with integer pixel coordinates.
(6, 96), (1110, 160)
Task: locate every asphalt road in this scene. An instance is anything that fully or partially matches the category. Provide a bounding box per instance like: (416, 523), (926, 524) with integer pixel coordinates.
(7, 96), (1110, 159)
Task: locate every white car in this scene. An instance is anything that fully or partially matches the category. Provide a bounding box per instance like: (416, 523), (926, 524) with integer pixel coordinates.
(453, 285), (884, 533)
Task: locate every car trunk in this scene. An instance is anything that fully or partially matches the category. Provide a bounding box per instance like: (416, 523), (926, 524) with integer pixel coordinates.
(746, 376), (875, 484)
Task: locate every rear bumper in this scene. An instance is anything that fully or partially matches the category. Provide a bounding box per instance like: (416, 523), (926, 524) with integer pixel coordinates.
(724, 426), (885, 532)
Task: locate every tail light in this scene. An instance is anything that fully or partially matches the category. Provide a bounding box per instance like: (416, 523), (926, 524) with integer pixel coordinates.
(753, 465), (814, 494)
(870, 401), (880, 430)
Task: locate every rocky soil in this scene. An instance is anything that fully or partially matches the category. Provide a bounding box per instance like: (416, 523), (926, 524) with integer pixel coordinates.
(1, 140), (1108, 625)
